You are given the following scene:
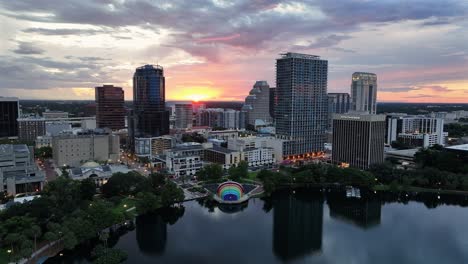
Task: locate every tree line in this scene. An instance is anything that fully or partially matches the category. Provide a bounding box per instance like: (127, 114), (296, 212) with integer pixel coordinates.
(0, 171), (184, 263)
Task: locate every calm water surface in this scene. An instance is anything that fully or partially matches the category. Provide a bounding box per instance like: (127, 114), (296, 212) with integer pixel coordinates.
(46, 189), (468, 264)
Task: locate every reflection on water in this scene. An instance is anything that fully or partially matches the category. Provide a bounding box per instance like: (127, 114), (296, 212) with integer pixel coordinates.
(273, 189), (323, 261)
(45, 189), (468, 264)
(136, 214), (167, 256)
(328, 196), (381, 229)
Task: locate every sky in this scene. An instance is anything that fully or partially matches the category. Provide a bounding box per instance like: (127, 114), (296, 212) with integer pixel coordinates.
(0, 0), (467, 103)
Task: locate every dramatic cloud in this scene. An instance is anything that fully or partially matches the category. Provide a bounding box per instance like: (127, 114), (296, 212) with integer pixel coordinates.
(12, 42), (45, 55)
(0, 0), (467, 101)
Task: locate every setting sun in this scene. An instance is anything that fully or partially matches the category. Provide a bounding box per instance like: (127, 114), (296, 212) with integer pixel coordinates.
(173, 86), (221, 102)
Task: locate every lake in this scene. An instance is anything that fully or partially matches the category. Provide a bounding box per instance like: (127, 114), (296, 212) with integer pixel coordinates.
(45, 189), (468, 264)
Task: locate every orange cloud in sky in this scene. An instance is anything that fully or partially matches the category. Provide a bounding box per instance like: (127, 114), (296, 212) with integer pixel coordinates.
(379, 82), (468, 103)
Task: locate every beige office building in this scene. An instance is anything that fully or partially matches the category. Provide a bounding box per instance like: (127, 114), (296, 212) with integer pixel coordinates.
(52, 132), (120, 167)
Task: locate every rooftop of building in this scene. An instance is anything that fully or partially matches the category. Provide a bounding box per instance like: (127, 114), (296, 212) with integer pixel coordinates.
(279, 52), (320, 59)
(135, 64), (163, 70)
(17, 117), (46, 121)
(209, 146), (236, 154)
(445, 144), (468, 152)
(0, 96), (19, 102)
(0, 144), (29, 155)
(332, 113), (386, 121)
(385, 148), (419, 158)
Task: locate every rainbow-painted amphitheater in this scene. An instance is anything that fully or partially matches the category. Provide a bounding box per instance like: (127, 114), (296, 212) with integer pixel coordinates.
(216, 181), (245, 202)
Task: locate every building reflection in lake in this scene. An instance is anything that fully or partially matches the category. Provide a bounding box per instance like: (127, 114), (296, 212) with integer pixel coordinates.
(136, 213), (167, 256)
(327, 196), (382, 229)
(272, 189), (324, 262)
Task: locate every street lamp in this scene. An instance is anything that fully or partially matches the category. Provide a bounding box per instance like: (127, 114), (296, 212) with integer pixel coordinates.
(7, 249), (11, 262)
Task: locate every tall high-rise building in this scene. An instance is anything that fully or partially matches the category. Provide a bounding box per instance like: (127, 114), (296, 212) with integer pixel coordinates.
(242, 81), (273, 127)
(269, 87), (277, 120)
(95, 85), (125, 130)
(17, 117), (46, 142)
(332, 113), (385, 169)
(351, 72), (377, 114)
(275, 53), (328, 158)
(327, 93), (350, 130)
(132, 65), (170, 139)
(0, 97), (19, 138)
(175, 103), (193, 129)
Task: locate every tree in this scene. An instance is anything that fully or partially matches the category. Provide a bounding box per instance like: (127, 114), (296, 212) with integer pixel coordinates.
(149, 173), (166, 190)
(196, 164), (223, 181)
(181, 132), (206, 143)
(0, 216), (37, 261)
(102, 172), (149, 197)
(35, 146), (52, 159)
(43, 177), (82, 219)
(228, 161), (248, 181)
(135, 192), (161, 214)
(160, 181), (185, 207)
(80, 178), (97, 201)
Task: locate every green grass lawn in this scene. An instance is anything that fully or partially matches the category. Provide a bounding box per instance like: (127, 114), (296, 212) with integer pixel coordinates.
(247, 171), (258, 180)
(112, 197), (137, 216)
(0, 250), (9, 263)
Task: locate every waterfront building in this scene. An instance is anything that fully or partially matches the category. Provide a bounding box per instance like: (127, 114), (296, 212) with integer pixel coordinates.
(386, 115), (446, 147)
(0, 144), (45, 195)
(95, 85), (125, 130)
(52, 130), (120, 167)
(157, 151), (203, 178)
(332, 113), (386, 169)
(242, 81), (273, 128)
(175, 103), (193, 129)
(275, 53), (328, 158)
(17, 117), (46, 142)
(351, 72), (377, 114)
(0, 97), (19, 138)
(227, 135), (285, 163)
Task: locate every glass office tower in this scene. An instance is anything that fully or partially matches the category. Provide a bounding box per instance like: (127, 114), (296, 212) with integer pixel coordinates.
(275, 53), (328, 158)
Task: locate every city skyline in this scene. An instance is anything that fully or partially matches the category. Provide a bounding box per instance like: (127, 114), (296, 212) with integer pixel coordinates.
(0, 1), (467, 103)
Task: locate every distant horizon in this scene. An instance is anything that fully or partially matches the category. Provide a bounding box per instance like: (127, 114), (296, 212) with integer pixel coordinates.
(15, 99), (468, 105)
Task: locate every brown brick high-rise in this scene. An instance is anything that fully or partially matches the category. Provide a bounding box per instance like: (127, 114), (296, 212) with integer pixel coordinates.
(95, 85), (125, 130)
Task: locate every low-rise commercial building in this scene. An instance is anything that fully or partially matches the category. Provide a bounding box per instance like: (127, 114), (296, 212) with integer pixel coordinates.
(0, 144), (45, 195)
(135, 136), (176, 158)
(204, 146), (242, 170)
(52, 130), (120, 167)
(68, 161), (130, 186)
(158, 153), (203, 178)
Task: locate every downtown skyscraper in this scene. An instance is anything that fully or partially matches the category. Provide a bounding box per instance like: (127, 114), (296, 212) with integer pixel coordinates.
(351, 72), (377, 114)
(275, 53), (328, 158)
(0, 97), (19, 138)
(95, 85), (125, 130)
(131, 65), (169, 139)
